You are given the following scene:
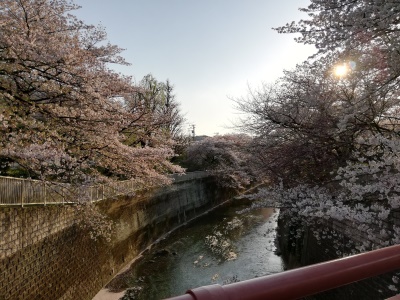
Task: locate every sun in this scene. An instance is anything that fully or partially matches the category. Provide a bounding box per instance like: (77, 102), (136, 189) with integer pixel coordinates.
(334, 64), (349, 77)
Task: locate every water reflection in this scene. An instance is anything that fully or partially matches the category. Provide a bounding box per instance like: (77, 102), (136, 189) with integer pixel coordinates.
(108, 201), (283, 300)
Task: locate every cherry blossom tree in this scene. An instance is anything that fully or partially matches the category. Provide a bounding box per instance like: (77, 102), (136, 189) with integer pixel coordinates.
(0, 0), (182, 185)
(184, 134), (261, 189)
(236, 53), (400, 186)
(237, 0), (400, 272)
(276, 0), (400, 115)
(276, 0), (400, 57)
(272, 0), (400, 214)
(235, 62), (348, 185)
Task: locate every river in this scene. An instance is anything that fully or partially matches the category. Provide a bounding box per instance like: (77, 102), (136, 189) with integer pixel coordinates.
(102, 201), (283, 300)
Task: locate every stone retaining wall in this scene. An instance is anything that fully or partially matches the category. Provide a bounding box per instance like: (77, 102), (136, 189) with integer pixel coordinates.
(0, 174), (234, 300)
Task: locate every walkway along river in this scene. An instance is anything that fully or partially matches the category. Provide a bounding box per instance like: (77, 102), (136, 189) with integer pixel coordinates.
(100, 200), (284, 300)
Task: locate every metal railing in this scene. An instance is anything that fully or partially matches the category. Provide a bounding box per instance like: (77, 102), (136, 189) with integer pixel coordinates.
(0, 171), (209, 206)
(165, 244), (400, 300)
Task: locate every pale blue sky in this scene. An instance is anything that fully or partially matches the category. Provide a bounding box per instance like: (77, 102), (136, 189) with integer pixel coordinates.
(74, 0), (315, 136)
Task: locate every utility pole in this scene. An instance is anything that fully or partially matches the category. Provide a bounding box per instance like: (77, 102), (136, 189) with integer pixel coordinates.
(190, 124), (195, 139)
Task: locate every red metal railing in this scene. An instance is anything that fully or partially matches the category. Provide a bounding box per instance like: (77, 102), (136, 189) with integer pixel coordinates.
(165, 244), (400, 300)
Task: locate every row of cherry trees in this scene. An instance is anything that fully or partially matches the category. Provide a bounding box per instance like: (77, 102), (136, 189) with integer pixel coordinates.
(184, 134), (260, 190)
(0, 0), (185, 186)
(235, 0), (400, 257)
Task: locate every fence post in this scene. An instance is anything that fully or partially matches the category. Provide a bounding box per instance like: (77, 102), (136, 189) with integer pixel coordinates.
(44, 181), (47, 206)
(21, 181), (24, 208)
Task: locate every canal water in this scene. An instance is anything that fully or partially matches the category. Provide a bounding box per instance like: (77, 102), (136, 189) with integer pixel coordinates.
(106, 201), (283, 300)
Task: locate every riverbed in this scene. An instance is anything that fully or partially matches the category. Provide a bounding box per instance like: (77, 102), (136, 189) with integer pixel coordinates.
(101, 201), (283, 300)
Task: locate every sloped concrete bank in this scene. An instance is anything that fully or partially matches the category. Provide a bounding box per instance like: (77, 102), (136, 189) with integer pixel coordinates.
(0, 173), (236, 300)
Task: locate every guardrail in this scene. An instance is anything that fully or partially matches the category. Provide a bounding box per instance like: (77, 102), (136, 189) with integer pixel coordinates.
(0, 171), (209, 206)
(164, 244), (400, 300)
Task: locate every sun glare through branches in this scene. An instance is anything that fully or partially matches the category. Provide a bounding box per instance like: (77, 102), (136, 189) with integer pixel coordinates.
(334, 63), (349, 77)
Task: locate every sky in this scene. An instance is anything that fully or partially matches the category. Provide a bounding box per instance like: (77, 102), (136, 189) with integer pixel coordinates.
(73, 0), (316, 136)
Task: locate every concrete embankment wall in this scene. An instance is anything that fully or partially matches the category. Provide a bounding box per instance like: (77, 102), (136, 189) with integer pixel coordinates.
(0, 173), (234, 300)
(277, 210), (400, 299)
